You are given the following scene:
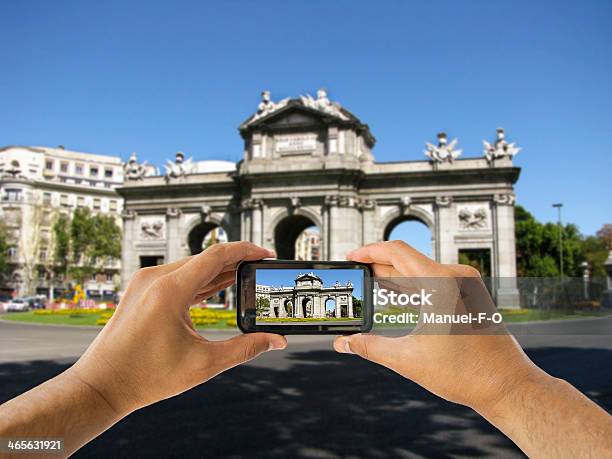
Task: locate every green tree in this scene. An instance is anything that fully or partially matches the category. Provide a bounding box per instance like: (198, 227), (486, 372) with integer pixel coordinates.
(256, 296), (270, 313)
(52, 213), (71, 280)
(515, 206), (608, 278)
(53, 209), (122, 289)
(579, 235), (608, 278)
(352, 296), (363, 317)
(596, 224), (612, 250)
(67, 208), (95, 285)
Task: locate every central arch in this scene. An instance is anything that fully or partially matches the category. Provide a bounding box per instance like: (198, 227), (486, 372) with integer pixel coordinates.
(274, 213), (319, 260)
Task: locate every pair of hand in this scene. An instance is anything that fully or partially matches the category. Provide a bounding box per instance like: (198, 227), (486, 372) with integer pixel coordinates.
(69, 240), (540, 420)
(5, 240), (609, 458)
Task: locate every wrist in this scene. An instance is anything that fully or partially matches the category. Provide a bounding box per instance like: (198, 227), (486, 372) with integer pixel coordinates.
(63, 365), (137, 419)
(474, 366), (556, 421)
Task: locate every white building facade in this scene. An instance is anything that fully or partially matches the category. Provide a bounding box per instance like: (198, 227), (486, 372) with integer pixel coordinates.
(0, 146), (124, 298)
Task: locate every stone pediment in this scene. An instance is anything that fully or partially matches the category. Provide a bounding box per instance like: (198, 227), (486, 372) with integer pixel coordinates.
(239, 90), (376, 153)
(263, 104), (325, 127)
(240, 99), (354, 134)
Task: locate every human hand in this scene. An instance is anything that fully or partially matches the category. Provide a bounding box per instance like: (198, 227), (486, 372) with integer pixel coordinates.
(333, 241), (546, 414)
(68, 242), (287, 417)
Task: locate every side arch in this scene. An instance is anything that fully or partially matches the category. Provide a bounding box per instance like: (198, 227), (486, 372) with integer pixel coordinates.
(379, 206), (435, 241)
(182, 212), (232, 255)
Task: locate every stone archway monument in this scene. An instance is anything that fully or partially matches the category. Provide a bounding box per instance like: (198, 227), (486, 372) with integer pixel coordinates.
(264, 272), (354, 319)
(118, 89), (521, 307)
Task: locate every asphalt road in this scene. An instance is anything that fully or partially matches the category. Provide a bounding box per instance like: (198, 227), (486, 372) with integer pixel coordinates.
(1, 317), (611, 458)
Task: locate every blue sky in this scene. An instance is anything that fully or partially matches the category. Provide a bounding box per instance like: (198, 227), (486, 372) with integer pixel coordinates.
(2, 0), (610, 250)
(256, 269), (363, 300)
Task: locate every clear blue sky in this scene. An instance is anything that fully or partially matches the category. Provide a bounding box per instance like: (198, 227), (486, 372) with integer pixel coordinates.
(2, 0), (610, 247)
(257, 269), (363, 300)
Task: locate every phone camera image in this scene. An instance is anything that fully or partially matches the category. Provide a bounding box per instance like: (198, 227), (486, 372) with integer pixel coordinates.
(237, 260), (373, 334)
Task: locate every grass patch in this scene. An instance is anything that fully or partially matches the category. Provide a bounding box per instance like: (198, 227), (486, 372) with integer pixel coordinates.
(1, 309), (238, 329)
(2, 311), (104, 326)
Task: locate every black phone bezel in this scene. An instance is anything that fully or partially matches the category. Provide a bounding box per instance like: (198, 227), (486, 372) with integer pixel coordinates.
(236, 259), (373, 335)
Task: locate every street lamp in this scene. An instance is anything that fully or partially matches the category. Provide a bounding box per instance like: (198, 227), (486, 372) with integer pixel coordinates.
(552, 203), (564, 280)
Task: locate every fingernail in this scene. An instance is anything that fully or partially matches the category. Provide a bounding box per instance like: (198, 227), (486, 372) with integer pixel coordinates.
(268, 339), (286, 351)
(266, 249), (277, 258)
(337, 337), (353, 354)
(345, 250), (355, 260)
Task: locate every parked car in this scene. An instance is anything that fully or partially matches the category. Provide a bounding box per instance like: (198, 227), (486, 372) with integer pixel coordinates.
(5, 299), (30, 312)
(24, 296), (46, 310)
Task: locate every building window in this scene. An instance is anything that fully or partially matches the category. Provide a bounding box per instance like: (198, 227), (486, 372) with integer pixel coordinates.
(45, 160), (54, 170)
(77, 196), (85, 207)
(39, 248), (48, 261)
(60, 194), (69, 207)
(3, 188), (23, 201)
(60, 161), (69, 173)
(109, 200), (117, 212)
(89, 167), (99, 177)
(104, 168), (113, 178)
(7, 247), (18, 259)
(41, 211), (52, 226)
(75, 163), (84, 175)
(42, 192), (52, 204)
(93, 198), (101, 210)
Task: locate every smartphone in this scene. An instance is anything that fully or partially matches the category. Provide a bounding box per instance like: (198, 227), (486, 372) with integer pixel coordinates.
(236, 260), (373, 335)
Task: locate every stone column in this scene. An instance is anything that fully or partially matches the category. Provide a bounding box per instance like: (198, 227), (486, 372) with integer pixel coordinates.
(493, 194), (520, 308)
(327, 195), (361, 260)
(295, 295), (303, 318)
(120, 210), (137, 291)
(250, 199), (264, 246)
(348, 294), (354, 318)
(335, 296), (341, 318)
(268, 299), (275, 318)
(165, 207), (182, 263)
(313, 295), (321, 318)
(434, 196), (455, 264)
(241, 199), (253, 242)
(360, 199), (377, 245)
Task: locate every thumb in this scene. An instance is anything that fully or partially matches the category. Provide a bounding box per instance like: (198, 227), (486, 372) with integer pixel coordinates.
(212, 333), (288, 370)
(334, 334), (402, 368)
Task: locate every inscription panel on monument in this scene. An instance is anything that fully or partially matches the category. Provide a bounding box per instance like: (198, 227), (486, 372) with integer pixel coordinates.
(275, 133), (317, 153)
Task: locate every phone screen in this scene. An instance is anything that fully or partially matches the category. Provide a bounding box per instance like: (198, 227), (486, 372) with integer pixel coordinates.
(237, 261), (372, 334)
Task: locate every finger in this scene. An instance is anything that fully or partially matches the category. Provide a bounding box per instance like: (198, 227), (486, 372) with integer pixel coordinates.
(334, 334), (406, 368)
(193, 276), (235, 304)
(171, 242), (274, 301)
(208, 333), (287, 370)
(347, 241), (439, 277)
(119, 254), (198, 307)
